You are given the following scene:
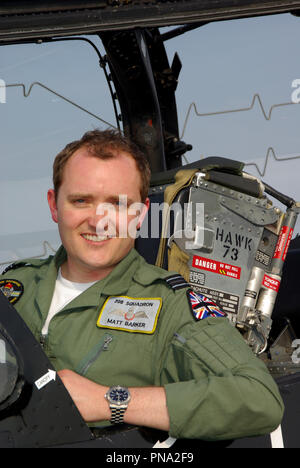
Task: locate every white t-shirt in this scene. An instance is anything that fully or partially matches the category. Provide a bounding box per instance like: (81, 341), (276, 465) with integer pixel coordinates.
(41, 268), (97, 336)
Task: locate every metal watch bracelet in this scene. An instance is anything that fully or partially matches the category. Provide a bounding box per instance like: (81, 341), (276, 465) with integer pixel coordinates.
(110, 405), (127, 424)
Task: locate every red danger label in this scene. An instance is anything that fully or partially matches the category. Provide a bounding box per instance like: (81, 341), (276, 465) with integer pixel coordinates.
(262, 274), (281, 292)
(192, 255), (241, 280)
(282, 228), (293, 262)
(273, 226), (293, 260)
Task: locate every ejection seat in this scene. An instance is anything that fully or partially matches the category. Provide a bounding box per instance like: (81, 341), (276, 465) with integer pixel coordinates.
(135, 156), (300, 356)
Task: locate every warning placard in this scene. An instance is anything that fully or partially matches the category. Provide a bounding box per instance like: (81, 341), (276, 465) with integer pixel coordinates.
(262, 274), (281, 292)
(273, 226), (293, 261)
(192, 255), (241, 280)
(190, 284), (240, 316)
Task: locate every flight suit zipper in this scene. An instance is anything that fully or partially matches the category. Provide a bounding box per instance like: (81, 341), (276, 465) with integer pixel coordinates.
(39, 333), (47, 349)
(77, 334), (113, 376)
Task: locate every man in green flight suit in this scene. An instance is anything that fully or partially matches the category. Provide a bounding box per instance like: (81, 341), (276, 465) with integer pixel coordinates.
(0, 129), (284, 441)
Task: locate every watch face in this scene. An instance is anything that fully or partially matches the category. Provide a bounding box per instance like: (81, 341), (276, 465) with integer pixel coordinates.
(109, 386), (130, 405)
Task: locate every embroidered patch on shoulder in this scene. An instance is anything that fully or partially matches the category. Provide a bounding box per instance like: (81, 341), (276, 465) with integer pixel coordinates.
(165, 274), (190, 290)
(0, 279), (24, 305)
(187, 289), (227, 321)
(97, 296), (162, 334)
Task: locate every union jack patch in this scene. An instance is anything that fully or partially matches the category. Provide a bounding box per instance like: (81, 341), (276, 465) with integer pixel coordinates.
(187, 289), (227, 321)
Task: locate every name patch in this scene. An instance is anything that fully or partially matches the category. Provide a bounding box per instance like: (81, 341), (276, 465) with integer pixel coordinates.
(97, 296), (162, 334)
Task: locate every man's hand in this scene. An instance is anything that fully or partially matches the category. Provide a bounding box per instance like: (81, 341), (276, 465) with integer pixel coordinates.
(58, 369), (170, 431)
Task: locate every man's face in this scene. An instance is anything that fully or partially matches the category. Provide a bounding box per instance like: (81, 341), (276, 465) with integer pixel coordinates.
(47, 147), (149, 281)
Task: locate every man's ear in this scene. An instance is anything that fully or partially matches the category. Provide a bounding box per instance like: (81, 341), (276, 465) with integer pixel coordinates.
(47, 189), (58, 223)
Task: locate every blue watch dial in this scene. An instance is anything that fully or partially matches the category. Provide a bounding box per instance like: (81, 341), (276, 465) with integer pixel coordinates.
(110, 387), (129, 403)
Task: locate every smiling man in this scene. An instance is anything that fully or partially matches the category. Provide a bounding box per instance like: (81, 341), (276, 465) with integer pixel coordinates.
(0, 129), (284, 441)
(47, 143), (149, 283)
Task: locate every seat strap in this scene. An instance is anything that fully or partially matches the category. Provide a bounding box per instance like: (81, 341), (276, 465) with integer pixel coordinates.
(155, 168), (199, 268)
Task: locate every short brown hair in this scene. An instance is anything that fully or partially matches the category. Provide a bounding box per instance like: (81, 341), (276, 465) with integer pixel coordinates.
(53, 129), (151, 202)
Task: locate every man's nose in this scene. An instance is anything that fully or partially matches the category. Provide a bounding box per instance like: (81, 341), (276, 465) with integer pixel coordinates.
(87, 213), (99, 230)
(87, 211), (107, 230)
(95, 203), (117, 236)
(84, 204), (103, 230)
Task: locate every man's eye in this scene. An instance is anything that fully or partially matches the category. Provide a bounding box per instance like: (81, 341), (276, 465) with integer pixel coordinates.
(73, 199), (86, 204)
(115, 200), (127, 209)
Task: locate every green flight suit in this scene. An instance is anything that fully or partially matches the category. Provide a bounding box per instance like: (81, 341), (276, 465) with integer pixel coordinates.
(0, 246), (284, 441)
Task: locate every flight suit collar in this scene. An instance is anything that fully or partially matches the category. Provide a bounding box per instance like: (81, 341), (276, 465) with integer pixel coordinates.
(132, 260), (169, 286)
(35, 245), (168, 320)
(82, 248), (167, 299)
(34, 248), (64, 319)
(100, 248), (142, 296)
(35, 246), (145, 314)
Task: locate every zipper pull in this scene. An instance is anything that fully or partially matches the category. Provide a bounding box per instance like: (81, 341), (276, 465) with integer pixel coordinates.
(78, 334), (113, 376)
(103, 336), (113, 350)
(174, 332), (186, 344)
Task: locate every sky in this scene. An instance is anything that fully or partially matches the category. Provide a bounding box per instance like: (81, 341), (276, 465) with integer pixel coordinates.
(1, 12), (300, 266)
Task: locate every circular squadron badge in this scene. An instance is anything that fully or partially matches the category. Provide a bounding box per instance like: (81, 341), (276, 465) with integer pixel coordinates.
(0, 279), (24, 305)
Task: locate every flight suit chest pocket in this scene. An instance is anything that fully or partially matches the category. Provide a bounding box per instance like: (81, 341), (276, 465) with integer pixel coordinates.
(76, 332), (113, 376)
(76, 330), (155, 387)
(75, 295), (163, 385)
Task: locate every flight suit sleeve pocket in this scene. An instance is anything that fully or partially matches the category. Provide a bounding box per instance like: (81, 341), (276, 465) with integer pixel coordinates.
(159, 318), (284, 440)
(160, 317), (250, 384)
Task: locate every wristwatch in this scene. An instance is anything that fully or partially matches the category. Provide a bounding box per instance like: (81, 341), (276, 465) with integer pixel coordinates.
(105, 385), (131, 424)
